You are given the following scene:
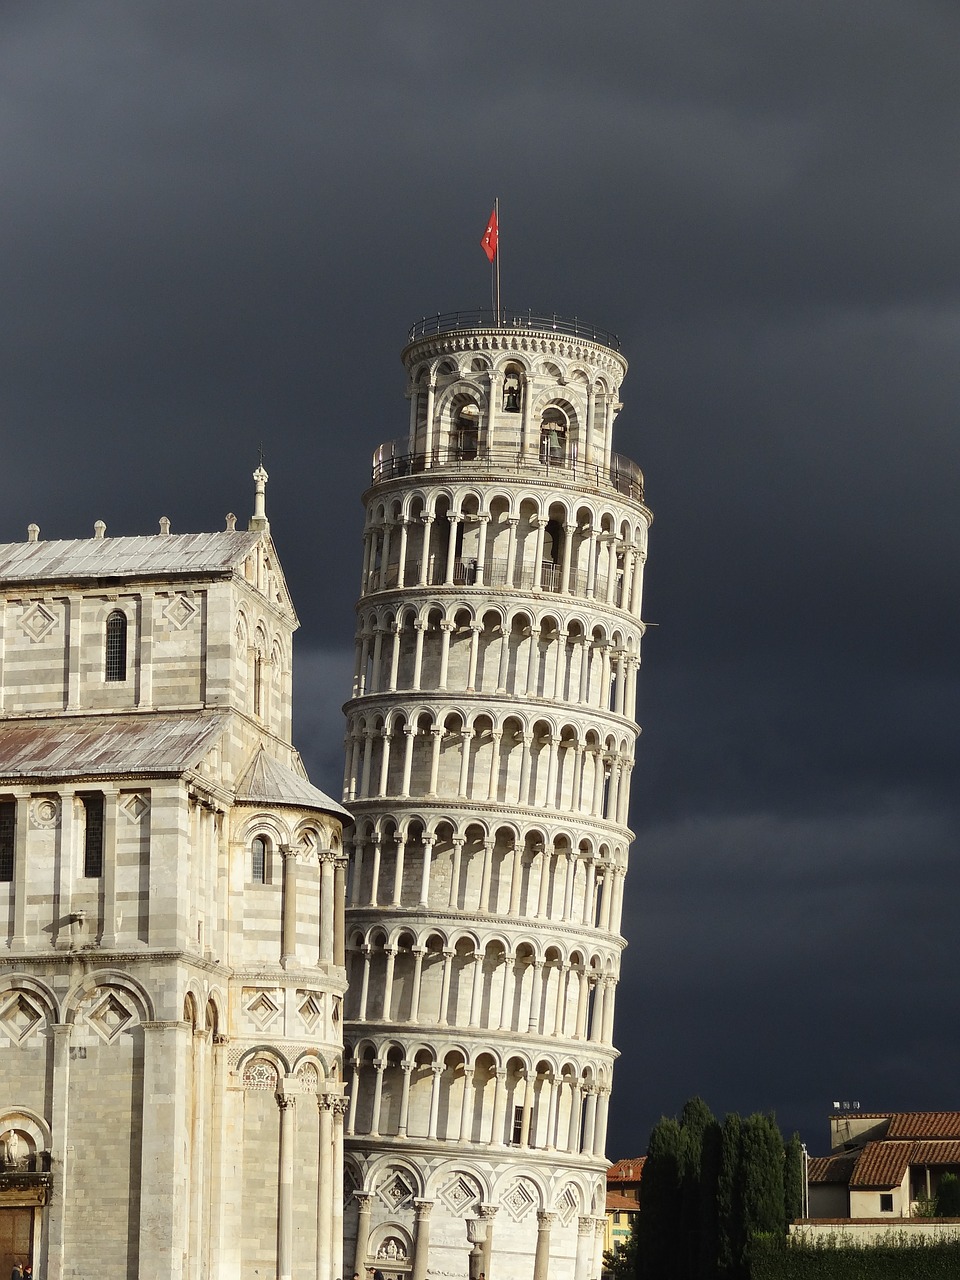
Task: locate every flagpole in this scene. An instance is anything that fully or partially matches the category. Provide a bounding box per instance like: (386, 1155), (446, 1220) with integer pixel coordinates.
(494, 196), (501, 325)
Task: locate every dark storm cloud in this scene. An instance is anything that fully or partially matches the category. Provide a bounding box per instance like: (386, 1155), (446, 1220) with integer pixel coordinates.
(1, 0), (958, 1155)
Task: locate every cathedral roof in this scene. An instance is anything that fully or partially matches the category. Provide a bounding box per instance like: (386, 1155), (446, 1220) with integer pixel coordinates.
(0, 531), (263, 585)
(0, 712), (228, 780)
(235, 745), (350, 818)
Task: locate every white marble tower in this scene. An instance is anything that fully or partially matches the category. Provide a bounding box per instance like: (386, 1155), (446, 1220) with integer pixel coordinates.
(341, 311), (651, 1280)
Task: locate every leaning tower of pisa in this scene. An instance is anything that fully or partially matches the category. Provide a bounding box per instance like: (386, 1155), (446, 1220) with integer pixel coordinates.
(341, 310), (651, 1280)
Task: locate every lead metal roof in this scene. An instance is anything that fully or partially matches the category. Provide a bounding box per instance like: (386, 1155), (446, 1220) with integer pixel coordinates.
(0, 713), (228, 780)
(0, 531), (262, 586)
(235, 746), (351, 818)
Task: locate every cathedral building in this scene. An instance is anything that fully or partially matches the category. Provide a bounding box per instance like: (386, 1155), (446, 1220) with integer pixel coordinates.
(341, 311), (651, 1280)
(0, 472), (349, 1280)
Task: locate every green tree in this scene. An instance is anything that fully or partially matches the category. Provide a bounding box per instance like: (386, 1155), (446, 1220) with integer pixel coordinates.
(637, 1116), (682, 1279)
(716, 1113), (743, 1278)
(740, 1114), (786, 1242)
(937, 1171), (960, 1217)
(678, 1097), (717, 1280)
(605, 1216), (640, 1279)
(696, 1116), (723, 1280)
(783, 1132), (804, 1224)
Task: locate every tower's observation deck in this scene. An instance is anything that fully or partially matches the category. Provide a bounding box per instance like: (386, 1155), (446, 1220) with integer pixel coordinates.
(342, 313), (652, 1280)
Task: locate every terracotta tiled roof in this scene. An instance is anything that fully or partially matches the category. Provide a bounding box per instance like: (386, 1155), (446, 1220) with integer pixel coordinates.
(912, 1140), (960, 1166)
(850, 1141), (912, 1189)
(886, 1113), (960, 1140)
(606, 1191), (641, 1212)
(808, 1155), (856, 1185)
(607, 1157), (645, 1182)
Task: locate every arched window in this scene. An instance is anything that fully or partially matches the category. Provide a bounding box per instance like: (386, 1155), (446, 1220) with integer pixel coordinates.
(540, 409), (567, 464)
(105, 611), (127, 681)
(251, 835), (270, 884)
(454, 403), (480, 459)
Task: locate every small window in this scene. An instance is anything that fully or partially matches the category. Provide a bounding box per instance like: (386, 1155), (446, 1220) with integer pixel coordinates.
(82, 794), (105, 878)
(879, 1193), (893, 1212)
(512, 1105), (523, 1145)
(252, 836), (270, 884)
(0, 800), (15, 882)
(105, 611), (127, 681)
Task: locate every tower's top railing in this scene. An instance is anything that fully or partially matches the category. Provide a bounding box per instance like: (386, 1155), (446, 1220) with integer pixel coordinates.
(370, 439), (644, 502)
(406, 309), (621, 352)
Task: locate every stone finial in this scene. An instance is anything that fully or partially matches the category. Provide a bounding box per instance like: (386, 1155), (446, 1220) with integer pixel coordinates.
(94, 521), (106, 540)
(225, 512), (237, 531)
(27, 523), (39, 543)
(248, 464), (270, 533)
(159, 516), (171, 535)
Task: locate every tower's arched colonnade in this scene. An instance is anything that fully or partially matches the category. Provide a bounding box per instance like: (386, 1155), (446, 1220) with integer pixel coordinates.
(342, 317), (652, 1280)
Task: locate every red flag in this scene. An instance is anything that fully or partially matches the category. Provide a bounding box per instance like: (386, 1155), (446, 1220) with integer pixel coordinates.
(480, 207), (498, 262)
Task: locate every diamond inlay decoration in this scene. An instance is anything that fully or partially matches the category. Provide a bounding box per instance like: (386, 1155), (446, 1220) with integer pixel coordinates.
(20, 601), (57, 643)
(502, 1179), (537, 1223)
(245, 990), (281, 1031)
(556, 1185), (579, 1226)
(120, 792), (150, 822)
(439, 1174), (482, 1217)
(0, 993), (45, 1046)
(297, 992), (323, 1032)
(162, 593), (198, 630)
(86, 992), (135, 1044)
(377, 1170), (415, 1211)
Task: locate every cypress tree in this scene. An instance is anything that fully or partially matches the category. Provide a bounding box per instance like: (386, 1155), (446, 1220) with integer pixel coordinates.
(637, 1116), (683, 1279)
(783, 1131), (804, 1224)
(740, 1113), (786, 1244)
(697, 1116), (723, 1280)
(678, 1097), (715, 1280)
(716, 1113), (743, 1279)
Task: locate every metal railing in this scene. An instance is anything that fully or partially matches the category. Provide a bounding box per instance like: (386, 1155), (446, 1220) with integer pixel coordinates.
(365, 556), (619, 603)
(406, 309), (621, 352)
(370, 441), (644, 502)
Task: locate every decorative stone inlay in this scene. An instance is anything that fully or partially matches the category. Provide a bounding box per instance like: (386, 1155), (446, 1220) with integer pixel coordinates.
(162, 593), (198, 630)
(555, 1184), (579, 1226)
(297, 991), (323, 1032)
(296, 1060), (320, 1093)
(86, 991), (136, 1044)
(438, 1173), (482, 1217)
(243, 1058), (279, 1090)
(120, 792), (150, 822)
(376, 1169), (416, 1211)
(243, 989), (281, 1031)
(0, 993), (45, 1046)
(30, 796), (60, 829)
(20, 600), (57, 643)
(501, 1178), (537, 1222)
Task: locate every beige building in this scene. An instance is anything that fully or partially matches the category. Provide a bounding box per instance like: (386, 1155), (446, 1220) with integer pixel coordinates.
(341, 311), (652, 1280)
(603, 1156), (643, 1262)
(808, 1111), (960, 1222)
(0, 472), (349, 1280)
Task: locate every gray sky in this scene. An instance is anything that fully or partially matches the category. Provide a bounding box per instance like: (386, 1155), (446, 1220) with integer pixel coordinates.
(4, 0), (960, 1154)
